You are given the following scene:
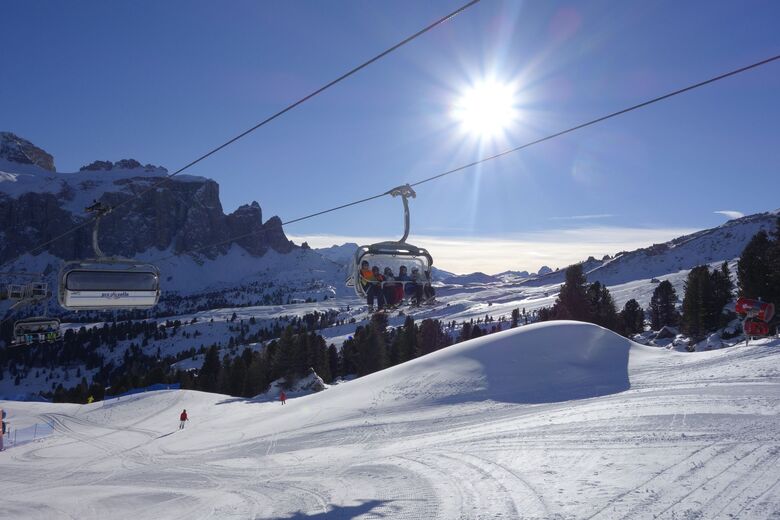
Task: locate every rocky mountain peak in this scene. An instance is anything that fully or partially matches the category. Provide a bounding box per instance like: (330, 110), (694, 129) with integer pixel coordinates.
(0, 131), (56, 171)
(80, 159), (167, 173)
(537, 265), (553, 275)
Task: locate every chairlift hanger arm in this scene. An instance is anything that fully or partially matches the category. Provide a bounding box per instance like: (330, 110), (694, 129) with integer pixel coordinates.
(86, 201), (112, 259)
(386, 184), (416, 243)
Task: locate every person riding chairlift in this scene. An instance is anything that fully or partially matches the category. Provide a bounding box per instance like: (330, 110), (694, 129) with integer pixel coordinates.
(411, 266), (435, 305)
(383, 267), (400, 306)
(398, 265), (415, 301)
(360, 262), (385, 311)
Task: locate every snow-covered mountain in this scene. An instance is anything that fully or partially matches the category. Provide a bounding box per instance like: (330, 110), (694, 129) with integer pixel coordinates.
(442, 271), (501, 285)
(520, 212), (778, 287)
(0, 132), (346, 305)
(495, 270), (533, 283)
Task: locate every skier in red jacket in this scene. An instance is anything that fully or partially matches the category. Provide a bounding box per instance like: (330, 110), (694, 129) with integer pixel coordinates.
(279, 391), (287, 405)
(179, 409), (188, 429)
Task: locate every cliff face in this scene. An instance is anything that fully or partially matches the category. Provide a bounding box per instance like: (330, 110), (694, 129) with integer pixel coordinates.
(0, 132), (55, 171)
(0, 133), (295, 264)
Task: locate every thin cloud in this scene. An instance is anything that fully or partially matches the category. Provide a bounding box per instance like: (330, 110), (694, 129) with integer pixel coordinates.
(714, 210), (744, 220)
(290, 226), (698, 275)
(549, 214), (616, 221)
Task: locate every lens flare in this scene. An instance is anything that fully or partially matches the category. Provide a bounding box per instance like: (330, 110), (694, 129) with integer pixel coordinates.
(452, 80), (518, 138)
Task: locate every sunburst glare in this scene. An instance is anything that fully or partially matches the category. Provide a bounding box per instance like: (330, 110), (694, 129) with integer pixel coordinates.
(451, 79), (519, 139)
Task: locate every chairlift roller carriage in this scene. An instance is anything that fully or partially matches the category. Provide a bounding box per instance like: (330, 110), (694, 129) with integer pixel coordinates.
(347, 185), (434, 301)
(58, 202), (161, 311)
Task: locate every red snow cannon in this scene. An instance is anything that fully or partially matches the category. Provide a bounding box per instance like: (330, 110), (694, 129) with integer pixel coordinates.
(743, 320), (770, 337)
(735, 298), (775, 322)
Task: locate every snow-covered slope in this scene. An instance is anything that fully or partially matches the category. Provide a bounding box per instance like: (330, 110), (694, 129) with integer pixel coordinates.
(0, 157), (184, 214)
(442, 271), (501, 285)
(569, 212), (777, 286)
(2, 322), (778, 519)
(314, 242), (359, 265)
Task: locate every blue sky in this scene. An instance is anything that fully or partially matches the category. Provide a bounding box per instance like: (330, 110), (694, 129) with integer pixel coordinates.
(2, 1), (779, 273)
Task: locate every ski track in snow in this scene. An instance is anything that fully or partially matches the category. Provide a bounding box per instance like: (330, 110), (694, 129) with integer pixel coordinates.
(1, 324), (779, 519)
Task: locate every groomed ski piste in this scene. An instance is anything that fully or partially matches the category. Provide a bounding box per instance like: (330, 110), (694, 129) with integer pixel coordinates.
(2, 321), (779, 519)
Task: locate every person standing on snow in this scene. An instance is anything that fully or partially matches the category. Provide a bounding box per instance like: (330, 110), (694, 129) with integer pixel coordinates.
(279, 391), (287, 405)
(179, 409), (188, 429)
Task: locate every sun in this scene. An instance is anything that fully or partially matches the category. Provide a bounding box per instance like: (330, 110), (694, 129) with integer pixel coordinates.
(452, 80), (518, 138)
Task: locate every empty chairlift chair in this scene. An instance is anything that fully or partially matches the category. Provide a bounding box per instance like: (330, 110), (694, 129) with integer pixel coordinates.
(58, 262), (160, 310)
(57, 201), (161, 311)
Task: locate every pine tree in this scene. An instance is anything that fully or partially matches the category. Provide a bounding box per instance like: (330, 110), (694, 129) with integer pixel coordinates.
(198, 345), (222, 392)
(711, 262), (734, 327)
(586, 282), (619, 331)
(619, 299), (644, 336)
(553, 264), (590, 321)
(650, 280), (679, 330)
(327, 344), (340, 380)
(768, 217), (780, 305)
(737, 230), (772, 299)
(418, 319), (446, 355)
(681, 265), (715, 339)
(399, 316), (418, 362)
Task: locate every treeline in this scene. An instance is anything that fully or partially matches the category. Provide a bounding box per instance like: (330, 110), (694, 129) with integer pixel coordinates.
(0, 310), (342, 402)
(649, 217), (780, 339)
(534, 263), (645, 336)
(183, 314), (465, 397)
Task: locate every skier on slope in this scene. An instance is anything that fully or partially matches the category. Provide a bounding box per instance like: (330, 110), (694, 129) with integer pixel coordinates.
(179, 409), (188, 429)
(279, 391), (287, 405)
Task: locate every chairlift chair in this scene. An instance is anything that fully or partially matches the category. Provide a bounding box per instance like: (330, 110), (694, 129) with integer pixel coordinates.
(58, 201), (161, 311)
(12, 317), (62, 346)
(347, 185), (434, 300)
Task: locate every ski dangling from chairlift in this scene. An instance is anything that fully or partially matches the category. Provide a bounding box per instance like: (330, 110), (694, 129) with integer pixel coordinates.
(347, 184), (435, 307)
(58, 201), (161, 311)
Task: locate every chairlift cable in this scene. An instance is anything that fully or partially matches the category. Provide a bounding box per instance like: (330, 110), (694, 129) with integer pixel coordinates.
(0, 0), (482, 273)
(150, 54), (780, 263)
(409, 53), (780, 188)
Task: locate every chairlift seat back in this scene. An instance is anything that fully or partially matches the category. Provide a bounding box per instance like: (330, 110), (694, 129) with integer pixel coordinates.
(58, 261), (161, 310)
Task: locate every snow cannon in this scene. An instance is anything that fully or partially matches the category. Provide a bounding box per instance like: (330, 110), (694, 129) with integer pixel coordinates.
(735, 298), (775, 322)
(743, 319), (770, 337)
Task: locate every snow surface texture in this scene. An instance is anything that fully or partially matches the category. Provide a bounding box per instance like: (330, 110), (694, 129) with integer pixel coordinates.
(2, 322), (778, 519)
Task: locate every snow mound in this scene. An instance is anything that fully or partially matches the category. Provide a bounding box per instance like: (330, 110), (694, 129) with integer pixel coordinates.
(322, 321), (633, 408)
(256, 369), (328, 401)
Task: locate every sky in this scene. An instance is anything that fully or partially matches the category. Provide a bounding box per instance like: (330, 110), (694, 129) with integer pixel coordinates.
(2, 0), (779, 273)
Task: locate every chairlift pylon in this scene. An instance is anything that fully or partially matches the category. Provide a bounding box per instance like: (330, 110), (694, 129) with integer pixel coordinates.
(58, 201), (161, 311)
(347, 185), (434, 302)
